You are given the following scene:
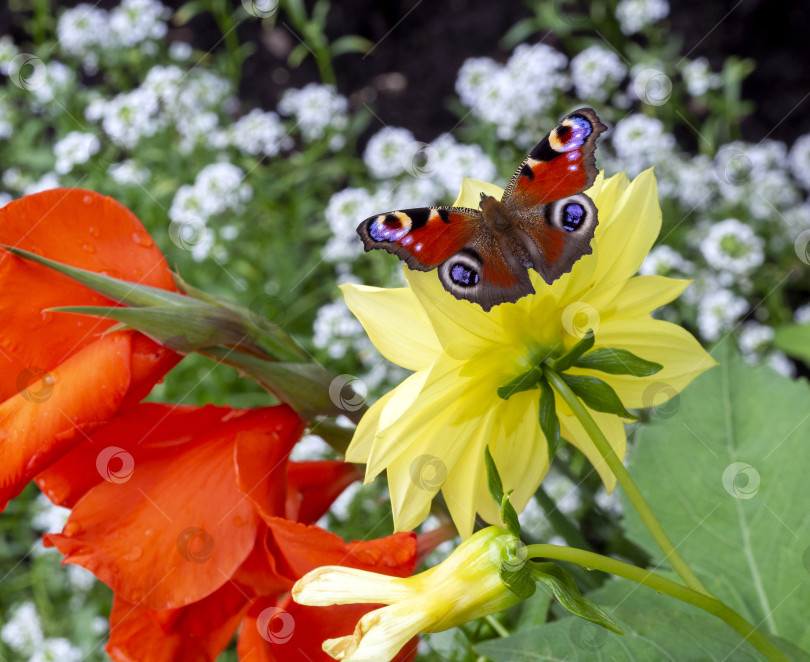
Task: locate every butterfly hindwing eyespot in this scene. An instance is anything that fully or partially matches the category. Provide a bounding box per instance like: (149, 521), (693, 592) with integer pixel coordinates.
(545, 193), (597, 235)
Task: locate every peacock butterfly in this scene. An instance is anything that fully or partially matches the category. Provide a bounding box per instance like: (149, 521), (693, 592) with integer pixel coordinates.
(357, 108), (607, 311)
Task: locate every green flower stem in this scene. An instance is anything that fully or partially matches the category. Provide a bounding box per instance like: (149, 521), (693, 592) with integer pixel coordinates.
(484, 614), (510, 638)
(543, 367), (709, 595)
(525, 544), (788, 662)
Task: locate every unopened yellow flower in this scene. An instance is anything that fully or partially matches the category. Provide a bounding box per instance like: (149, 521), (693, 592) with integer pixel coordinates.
(293, 526), (524, 662)
(342, 170), (715, 538)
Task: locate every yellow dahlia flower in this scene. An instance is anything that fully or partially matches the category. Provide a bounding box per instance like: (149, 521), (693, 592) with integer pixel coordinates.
(342, 170), (715, 538)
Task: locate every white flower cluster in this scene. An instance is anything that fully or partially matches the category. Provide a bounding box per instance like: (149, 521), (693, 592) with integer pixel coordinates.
(362, 127), (496, 198)
(109, 159), (151, 186)
(278, 83), (349, 148)
(85, 64), (232, 153)
(57, 0), (170, 72)
(611, 114), (675, 176)
(0, 97), (12, 140)
(28, 61), (75, 110)
(53, 131), (100, 174)
(639, 245), (694, 277)
(1, 602), (83, 662)
(313, 299), (366, 360)
(789, 134), (810, 191)
(680, 57), (721, 97)
(700, 218), (765, 275)
(169, 162), (252, 261)
(570, 46), (627, 103)
(323, 188), (391, 262)
(737, 323), (794, 377)
(0, 35), (18, 75)
(456, 44), (569, 141)
(615, 0), (670, 35)
(222, 108), (291, 157)
(696, 288), (749, 341)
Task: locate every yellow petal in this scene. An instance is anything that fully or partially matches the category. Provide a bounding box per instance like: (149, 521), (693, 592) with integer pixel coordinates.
(570, 317), (716, 409)
(558, 407), (627, 491)
(598, 275), (690, 320)
(475, 393), (549, 527)
(590, 169), (661, 291)
(293, 566), (412, 606)
(346, 387), (398, 467)
(341, 283), (441, 371)
(454, 177), (504, 207)
(405, 269), (504, 360)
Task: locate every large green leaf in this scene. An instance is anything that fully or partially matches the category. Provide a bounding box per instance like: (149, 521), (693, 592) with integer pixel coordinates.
(622, 340), (810, 652)
(476, 579), (773, 661)
(774, 323), (810, 364)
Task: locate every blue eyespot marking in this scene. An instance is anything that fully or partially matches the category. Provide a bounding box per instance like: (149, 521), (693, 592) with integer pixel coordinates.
(450, 263), (479, 286)
(562, 202), (585, 231)
(369, 214), (410, 242)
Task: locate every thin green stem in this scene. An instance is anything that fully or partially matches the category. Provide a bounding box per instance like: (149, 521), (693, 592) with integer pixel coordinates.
(543, 367), (709, 595)
(484, 614), (510, 638)
(525, 544), (788, 662)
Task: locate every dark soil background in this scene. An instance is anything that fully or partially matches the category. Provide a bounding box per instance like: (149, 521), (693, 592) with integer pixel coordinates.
(2, 0), (809, 144)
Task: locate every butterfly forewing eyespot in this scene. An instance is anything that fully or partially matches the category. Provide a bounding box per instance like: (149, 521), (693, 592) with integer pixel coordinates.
(438, 250), (483, 295)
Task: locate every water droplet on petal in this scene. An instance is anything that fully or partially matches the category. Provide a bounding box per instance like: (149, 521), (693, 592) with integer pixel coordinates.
(64, 522), (80, 536)
(81, 243), (96, 254)
(88, 226), (100, 238)
(83, 195), (94, 206)
(40, 310), (53, 324)
(123, 546), (143, 562)
(132, 232), (153, 248)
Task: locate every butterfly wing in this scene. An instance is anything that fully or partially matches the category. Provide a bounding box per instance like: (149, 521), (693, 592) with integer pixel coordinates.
(357, 207), (534, 311)
(502, 108), (606, 284)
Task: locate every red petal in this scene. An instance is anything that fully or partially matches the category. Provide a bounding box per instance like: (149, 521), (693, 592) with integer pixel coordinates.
(44, 408), (309, 609)
(35, 403), (226, 508)
(286, 461), (362, 525)
(266, 519), (418, 580)
(106, 583), (249, 662)
(235, 407), (306, 521)
(232, 526), (294, 597)
(0, 332), (132, 510)
(0, 189), (176, 403)
(122, 334), (182, 407)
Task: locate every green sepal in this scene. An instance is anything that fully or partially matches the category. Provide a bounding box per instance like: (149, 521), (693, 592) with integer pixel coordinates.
(484, 447), (521, 539)
(497, 365), (543, 400)
(548, 332), (595, 373)
(3, 245), (187, 308)
(537, 378), (560, 463)
(531, 562), (624, 635)
(574, 347), (663, 376)
(50, 305), (264, 356)
(561, 374), (637, 420)
(499, 540), (537, 600)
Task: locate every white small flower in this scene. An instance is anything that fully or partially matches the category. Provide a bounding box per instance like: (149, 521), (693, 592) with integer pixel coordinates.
(67, 564), (97, 591)
(24, 173), (60, 195)
(229, 108), (288, 157)
(748, 169), (799, 220)
(674, 154), (716, 209)
(1, 602), (43, 654)
(0, 192), (12, 208)
(313, 299), (364, 359)
(680, 57), (720, 97)
(57, 4), (110, 59)
(789, 134), (810, 190)
(177, 110), (220, 154)
(700, 218), (764, 275)
(738, 322), (774, 359)
(0, 97), (12, 140)
(100, 88), (162, 149)
(611, 114), (675, 176)
(109, 159), (150, 186)
(30, 61), (75, 107)
(32, 493), (70, 533)
(364, 127), (417, 179)
(169, 41), (193, 61)
(571, 46), (627, 102)
(193, 162), (251, 217)
(697, 289), (748, 341)
(0, 35), (19, 75)
(794, 303), (810, 325)
(639, 244), (693, 276)
(429, 133), (497, 196)
(142, 64), (183, 106)
(290, 434), (333, 461)
(109, 0), (170, 48)
(53, 131), (100, 174)
(765, 352), (795, 377)
(323, 188), (379, 262)
(278, 83), (349, 142)
(615, 0), (669, 34)
(455, 57), (501, 109)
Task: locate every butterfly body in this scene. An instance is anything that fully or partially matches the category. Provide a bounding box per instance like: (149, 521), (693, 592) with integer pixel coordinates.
(357, 108), (607, 311)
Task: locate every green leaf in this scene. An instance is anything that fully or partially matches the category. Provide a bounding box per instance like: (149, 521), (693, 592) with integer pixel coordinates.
(500, 557), (536, 601)
(549, 333), (594, 373)
(530, 563), (623, 635)
(537, 379), (560, 462)
(574, 347), (663, 376)
(484, 447), (521, 538)
(329, 34), (372, 56)
(561, 374), (637, 420)
(497, 365), (543, 400)
(774, 323), (810, 364)
(476, 578), (793, 661)
(622, 339), (810, 651)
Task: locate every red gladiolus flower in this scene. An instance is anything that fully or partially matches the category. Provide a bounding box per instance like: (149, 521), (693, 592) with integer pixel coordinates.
(0, 189), (180, 510)
(41, 402), (418, 661)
